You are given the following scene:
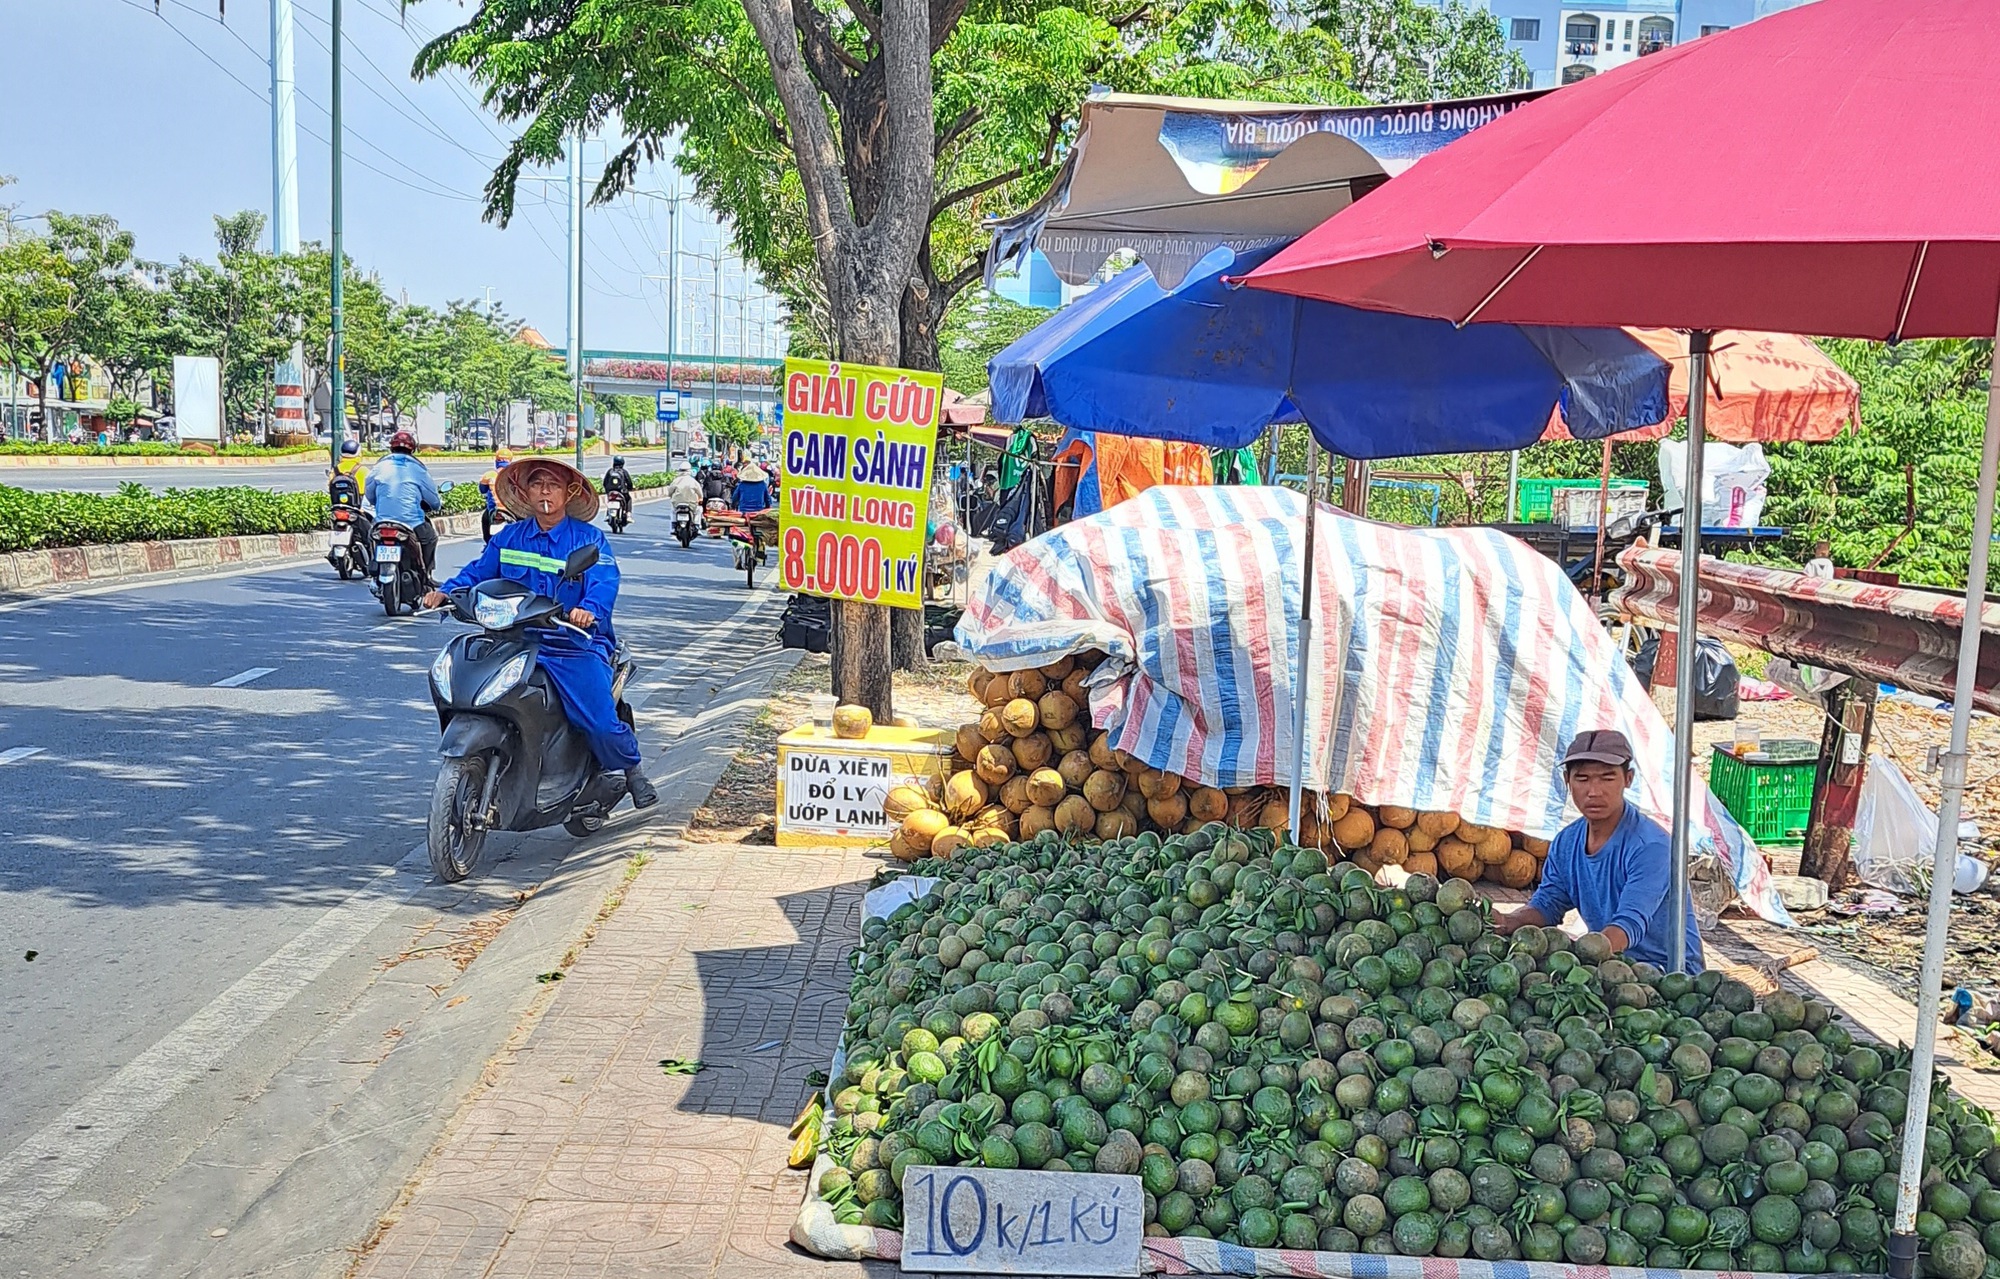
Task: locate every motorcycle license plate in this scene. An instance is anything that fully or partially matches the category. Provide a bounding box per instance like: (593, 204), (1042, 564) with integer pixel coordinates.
(377, 544), (402, 563)
(331, 528), (351, 545)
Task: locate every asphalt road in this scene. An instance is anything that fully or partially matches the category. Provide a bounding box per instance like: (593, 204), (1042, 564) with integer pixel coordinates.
(0, 505), (783, 1274)
(0, 450), (680, 493)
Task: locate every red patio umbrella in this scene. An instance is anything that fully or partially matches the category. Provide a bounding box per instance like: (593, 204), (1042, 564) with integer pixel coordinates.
(1244, 0), (2000, 1259)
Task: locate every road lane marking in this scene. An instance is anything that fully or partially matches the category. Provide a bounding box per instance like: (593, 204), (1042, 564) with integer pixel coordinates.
(211, 667), (278, 688)
(0, 746), (44, 765)
(0, 848), (434, 1237)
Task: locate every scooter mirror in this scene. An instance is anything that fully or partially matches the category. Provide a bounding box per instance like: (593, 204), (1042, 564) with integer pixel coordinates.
(439, 480), (457, 493)
(562, 545), (600, 580)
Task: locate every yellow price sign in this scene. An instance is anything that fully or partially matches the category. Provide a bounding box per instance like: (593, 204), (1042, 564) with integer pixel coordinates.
(777, 358), (939, 609)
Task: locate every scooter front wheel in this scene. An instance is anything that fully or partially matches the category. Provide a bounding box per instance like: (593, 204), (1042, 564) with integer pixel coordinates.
(428, 754), (492, 882)
(563, 813), (606, 837)
(381, 573), (400, 617)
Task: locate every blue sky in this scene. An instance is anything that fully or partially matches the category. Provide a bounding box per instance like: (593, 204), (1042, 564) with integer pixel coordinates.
(0, 0), (782, 356)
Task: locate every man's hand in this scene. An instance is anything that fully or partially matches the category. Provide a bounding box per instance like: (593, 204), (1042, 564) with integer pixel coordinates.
(1492, 905), (1548, 936)
(420, 590), (449, 610)
(568, 607), (596, 630)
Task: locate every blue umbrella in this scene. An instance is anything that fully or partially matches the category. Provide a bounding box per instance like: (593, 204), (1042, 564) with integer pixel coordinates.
(988, 245), (1670, 455)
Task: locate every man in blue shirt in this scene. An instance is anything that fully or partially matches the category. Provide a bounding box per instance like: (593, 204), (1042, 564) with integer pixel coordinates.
(423, 458), (658, 809)
(1494, 728), (1703, 971)
(365, 431), (443, 581)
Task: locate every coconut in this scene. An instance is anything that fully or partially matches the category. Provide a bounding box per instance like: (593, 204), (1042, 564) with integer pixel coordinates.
(1377, 805), (1417, 830)
(1012, 731), (1054, 772)
(981, 674), (1013, 708)
(1521, 834), (1551, 857)
(1475, 829), (1513, 865)
(1227, 792), (1265, 829)
(1048, 723), (1087, 753)
(1457, 821), (1494, 845)
(998, 775), (1033, 814)
(943, 771), (989, 820)
(1332, 807), (1377, 850)
(969, 827), (1009, 848)
(1326, 792), (1353, 821)
(1416, 811), (1461, 838)
(1053, 793), (1096, 833)
(1008, 669), (1048, 701)
(1061, 669), (1091, 706)
(1498, 848), (1539, 889)
(1136, 768), (1181, 800)
(1436, 836), (1479, 879)
(1405, 825), (1438, 854)
(1096, 809), (1138, 840)
(1002, 698), (1040, 738)
(901, 808), (948, 852)
(1147, 792), (1189, 828)
(1087, 734), (1120, 771)
(1055, 750), (1093, 791)
(1370, 827), (1410, 865)
(1405, 849), (1439, 877)
(1252, 799), (1286, 831)
(1188, 787), (1229, 823)
(979, 708), (1007, 742)
(1298, 806), (1323, 849)
(930, 827), (971, 859)
(966, 668), (988, 699)
(1040, 655), (1075, 681)
(1118, 789), (1147, 821)
(1037, 690), (1079, 731)
(975, 743), (1017, 785)
(1025, 768), (1067, 807)
(1115, 749), (1148, 777)
(1083, 769), (1127, 812)
(1350, 848), (1383, 874)
(968, 803), (1012, 832)
(882, 784), (932, 824)
(1019, 805), (1056, 838)
(953, 724), (988, 762)
(832, 704), (873, 739)
(888, 831), (918, 862)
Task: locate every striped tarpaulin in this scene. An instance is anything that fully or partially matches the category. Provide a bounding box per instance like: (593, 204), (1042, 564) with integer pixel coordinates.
(1613, 546), (2000, 713)
(957, 486), (1790, 923)
(959, 485), (1677, 838)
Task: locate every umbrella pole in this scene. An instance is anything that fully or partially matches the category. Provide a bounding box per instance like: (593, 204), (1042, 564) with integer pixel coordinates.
(1667, 330), (1712, 975)
(1288, 435), (1321, 838)
(1592, 438), (1613, 600)
(1887, 311), (2000, 1278)
(1507, 449), (1521, 521)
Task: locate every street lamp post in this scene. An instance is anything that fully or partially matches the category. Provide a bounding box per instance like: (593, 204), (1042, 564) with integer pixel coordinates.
(327, 0), (345, 470)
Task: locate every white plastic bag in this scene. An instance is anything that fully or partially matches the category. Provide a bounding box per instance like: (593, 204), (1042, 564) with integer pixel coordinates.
(1659, 439), (1770, 528)
(1853, 754), (1938, 894)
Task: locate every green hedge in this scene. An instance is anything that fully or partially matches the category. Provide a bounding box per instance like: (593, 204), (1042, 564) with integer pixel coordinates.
(0, 479), (489, 553)
(0, 442), (323, 458)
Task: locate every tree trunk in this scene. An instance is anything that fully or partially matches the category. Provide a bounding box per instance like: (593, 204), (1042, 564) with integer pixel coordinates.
(1799, 679), (1878, 892)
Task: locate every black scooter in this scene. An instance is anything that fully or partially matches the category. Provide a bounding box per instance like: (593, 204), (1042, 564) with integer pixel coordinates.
(605, 489), (631, 533)
(672, 503), (698, 548)
(423, 545), (636, 882)
(373, 519), (432, 616)
(328, 502), (373, 579)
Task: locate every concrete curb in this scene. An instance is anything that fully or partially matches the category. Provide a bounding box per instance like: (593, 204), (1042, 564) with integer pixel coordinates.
(0, 490), (679, 595)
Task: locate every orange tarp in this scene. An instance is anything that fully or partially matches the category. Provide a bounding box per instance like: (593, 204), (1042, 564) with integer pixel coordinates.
(1054, 431), (1213, 515)
(1544, 329), (1858, 444)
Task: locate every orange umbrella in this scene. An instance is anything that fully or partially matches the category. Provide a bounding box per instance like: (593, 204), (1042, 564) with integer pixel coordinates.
(1544, 329), (1857, 443)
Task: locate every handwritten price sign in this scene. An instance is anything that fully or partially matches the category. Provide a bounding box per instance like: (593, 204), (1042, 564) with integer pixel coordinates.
(778, 357), (939, 610)
(900, 1166), (1143, 1276)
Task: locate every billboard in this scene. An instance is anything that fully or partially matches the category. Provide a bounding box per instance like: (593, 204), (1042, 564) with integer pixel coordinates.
(172, 356), (222, 441)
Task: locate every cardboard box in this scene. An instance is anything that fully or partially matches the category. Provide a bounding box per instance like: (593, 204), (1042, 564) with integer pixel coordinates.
(775, 724), (955, 847)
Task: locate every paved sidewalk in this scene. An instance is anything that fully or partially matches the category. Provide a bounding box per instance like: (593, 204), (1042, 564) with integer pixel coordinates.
(352, 840), (885, 1279)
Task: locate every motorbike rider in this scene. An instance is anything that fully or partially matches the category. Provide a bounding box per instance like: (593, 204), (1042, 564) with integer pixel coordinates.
(734, 461), (777, 552)
(601, 456), (634, 519)
(666, 466), (705, 520)
(700, 462), (730, 504)
(478, 447), (513, 543)
(421, 457), (659, 810)
(329, 440), (374, 539)
(366, 430), (442, 580)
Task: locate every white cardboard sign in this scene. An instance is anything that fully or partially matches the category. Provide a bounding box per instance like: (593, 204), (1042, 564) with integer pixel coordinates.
(899, 1166), (1143, 1275)
(781, 748), (916, 837)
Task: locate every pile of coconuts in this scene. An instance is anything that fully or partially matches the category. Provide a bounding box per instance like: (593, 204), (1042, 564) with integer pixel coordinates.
(815, 823), (2000, 1279)
(886, 653), (1553, 893)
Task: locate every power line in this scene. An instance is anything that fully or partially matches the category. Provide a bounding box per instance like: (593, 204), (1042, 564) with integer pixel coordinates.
(348, 0), (515, 149)
(290, 0), (501, 165)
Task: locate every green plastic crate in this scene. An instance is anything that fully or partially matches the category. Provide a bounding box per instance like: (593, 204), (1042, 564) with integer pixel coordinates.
(1514, 476), (1647, 523)
(1709, 740), (1819, 847)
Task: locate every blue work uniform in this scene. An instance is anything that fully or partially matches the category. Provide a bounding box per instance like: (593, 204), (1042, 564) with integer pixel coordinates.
(366, 453), (441, 525)
(736, 478), (771, 515)
(437, 516), (642, 772)
(1527, 802), (1704, 971)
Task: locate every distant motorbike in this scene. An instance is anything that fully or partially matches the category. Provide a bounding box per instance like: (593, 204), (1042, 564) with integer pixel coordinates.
(672, 504), (698, 548)
(327, 502), (373, 579)
(605, 490), (631, 534)
(423, 545), (636, 881)
(373, 519), (432, 617)
(728, 514), (774, 588)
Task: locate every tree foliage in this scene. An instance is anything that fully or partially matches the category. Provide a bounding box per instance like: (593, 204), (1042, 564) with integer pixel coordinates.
(702, 402), (762, 450)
